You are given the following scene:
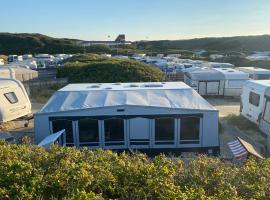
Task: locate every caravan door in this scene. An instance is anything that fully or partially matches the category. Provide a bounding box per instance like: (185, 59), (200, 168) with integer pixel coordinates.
(198, 82), (207, 95)
(206, 81), (220, 95)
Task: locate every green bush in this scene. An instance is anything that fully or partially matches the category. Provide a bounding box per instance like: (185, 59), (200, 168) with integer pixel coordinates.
(58, 54), (165, 83)
(0, 142), (269, 199)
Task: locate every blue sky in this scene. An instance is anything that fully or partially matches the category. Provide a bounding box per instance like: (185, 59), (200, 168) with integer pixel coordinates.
(1, 0), (270, 41)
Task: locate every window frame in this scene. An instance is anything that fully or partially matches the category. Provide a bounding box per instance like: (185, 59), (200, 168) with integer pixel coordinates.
(153, 117), (176, 147)
(50, 119), (75, 146)
(179, 116), (201, 145)
(249, 91), (260, 107)
(78, 118), (100, 147)
(4, 92), (18, 104)
(103, 118), (126, 147)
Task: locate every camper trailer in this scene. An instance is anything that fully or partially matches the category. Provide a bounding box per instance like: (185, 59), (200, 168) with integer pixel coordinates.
(240, 80), (270, 135)
(0, 78), (32, 123)
(0, 65), (38, 82)
(215, 68), (249, 96)
(185, 68), (249, 96)
(184, 67), (225, 96)
(35, 82), (219, 155)
(237, 67), (270, 80)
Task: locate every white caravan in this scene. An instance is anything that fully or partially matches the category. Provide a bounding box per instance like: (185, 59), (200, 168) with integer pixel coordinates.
(0, 78), (32, 122)
(215, 68), (249, 96)
(240, 80), (270, 136)
(237, 67), (270, 80)
(240, 80), (270, 124)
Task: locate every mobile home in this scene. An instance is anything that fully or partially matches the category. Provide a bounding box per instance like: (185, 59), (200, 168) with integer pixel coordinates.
(237, 67), (270, 80)
(35, 82), (219, 154)
(0, 78), (32, 122)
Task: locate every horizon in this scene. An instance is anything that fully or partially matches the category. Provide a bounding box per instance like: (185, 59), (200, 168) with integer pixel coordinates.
(1, 0), (270, 41)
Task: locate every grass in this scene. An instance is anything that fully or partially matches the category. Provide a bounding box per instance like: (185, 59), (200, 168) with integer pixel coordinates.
(224, 114), (260, 132)
(30, 84), (64, 103)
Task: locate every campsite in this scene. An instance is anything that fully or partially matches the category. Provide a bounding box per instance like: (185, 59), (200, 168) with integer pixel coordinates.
(1, 1), (270, 198)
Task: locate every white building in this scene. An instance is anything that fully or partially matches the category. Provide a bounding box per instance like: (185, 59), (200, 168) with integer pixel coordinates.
(35, 82), (219, 155)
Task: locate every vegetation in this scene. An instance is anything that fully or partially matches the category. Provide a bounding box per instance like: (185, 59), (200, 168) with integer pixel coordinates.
(224, 114), (260, 132)
(136, 35), (270, 53)
(214, 56), (270, 69)
(30, 84), (64, 103)
(2, 33), (270, 55)
(58, 54), (165, 83)
(0, 141), (269, 199)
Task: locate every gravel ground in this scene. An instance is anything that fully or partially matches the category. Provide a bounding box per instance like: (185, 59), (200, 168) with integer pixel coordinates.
(205, 97), (266, 158)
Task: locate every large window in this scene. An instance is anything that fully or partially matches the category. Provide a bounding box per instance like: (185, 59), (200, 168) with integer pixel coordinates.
(4, 92), (18, 104)
(52, 119), (74, 146)
(104, 118), (124, 146)
(78, 118), (99, 146)
(180, 117), (200, 144)
(263, 101), (270, 123)
(155, 117), (174, 145)
(249, 92), (260, 107)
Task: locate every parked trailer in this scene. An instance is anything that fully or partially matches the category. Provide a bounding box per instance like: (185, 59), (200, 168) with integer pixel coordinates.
(237, 67), (270, 80)
(35, 82), (219, 155)
(214, 68), (249, 96)
(0, 78), (32, 122)
(240, 80), (270, 137)
(184, 67), (225, 96)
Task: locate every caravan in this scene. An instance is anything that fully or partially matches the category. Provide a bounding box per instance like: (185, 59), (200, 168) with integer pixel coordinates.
(184, 67), (248, 96)
(240, 80), (270, 135)
(237, 67), (270, 80)
(0, 78), (32, 123)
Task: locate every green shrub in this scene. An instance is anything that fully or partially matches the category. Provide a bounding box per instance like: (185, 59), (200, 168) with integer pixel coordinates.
(0, 142), (269, 199)
(58, 54), (165, 83)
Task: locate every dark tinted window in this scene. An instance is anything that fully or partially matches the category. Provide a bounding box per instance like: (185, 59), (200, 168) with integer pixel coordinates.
(180, 117), (200, 144)
(249, 92), (260, 107)
(52, 119), (74, 145)
(78, 119), (99, 146)
(155, 118), (174, 143)
(4, 92), (18, 104)
(104, 119), (124, 145)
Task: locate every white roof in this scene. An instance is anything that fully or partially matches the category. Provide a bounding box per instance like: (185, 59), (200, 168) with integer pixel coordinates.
(215, 68), (249, 79)
(39, 82), (216, 114)
(237, 67), (270, 74)
(245, 80), (270, 91)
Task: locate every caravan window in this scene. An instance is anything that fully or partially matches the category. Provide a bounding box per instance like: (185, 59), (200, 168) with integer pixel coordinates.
(78, 118), (99, 146)
(155, 117), (174, 143)
(263, 101), (270, 123)
(4, 92), (18, 104)
(249, 92), (260, 107)
(104, 118), (124, 145)
(180, 117), (200, 144)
